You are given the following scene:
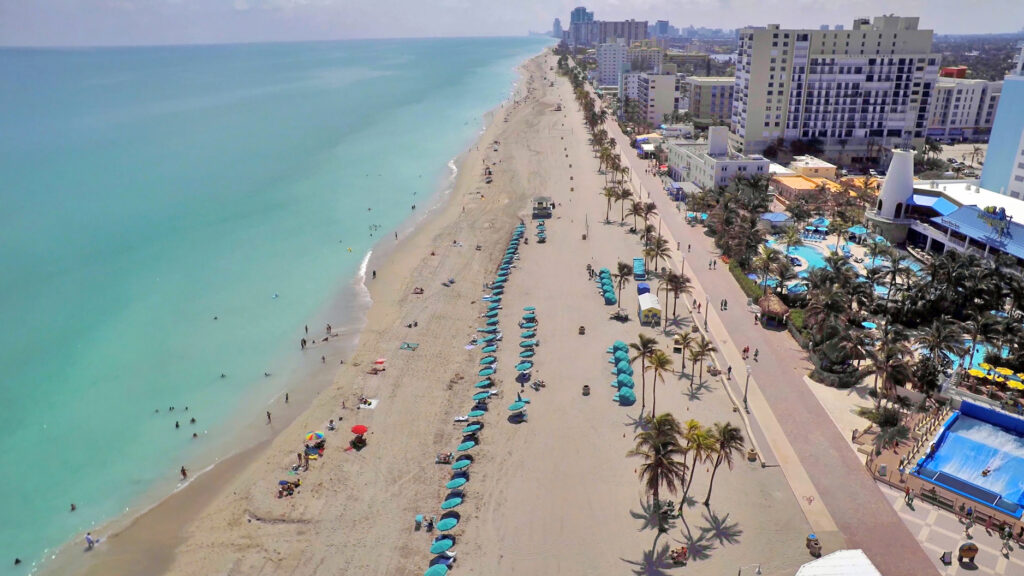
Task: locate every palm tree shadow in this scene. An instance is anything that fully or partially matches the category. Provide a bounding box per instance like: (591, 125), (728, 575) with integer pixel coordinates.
(683, 381), (712, 401)
(630, 498), (678, 533)
(621, 542), (674, 576)
(674, 530), (717, 562)
(624, 413), (648, 434)
(700, 509), (743, 547)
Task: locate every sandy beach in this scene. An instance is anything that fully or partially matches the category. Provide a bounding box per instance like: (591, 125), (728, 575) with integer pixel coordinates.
(72, 51), (819, 576)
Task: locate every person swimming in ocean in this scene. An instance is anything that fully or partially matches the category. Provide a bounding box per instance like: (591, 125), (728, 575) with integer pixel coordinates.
(982, 467), (992, 477)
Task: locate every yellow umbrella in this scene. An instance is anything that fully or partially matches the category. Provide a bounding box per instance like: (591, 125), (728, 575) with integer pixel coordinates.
(979, 363), (994, 371)
(996, 366), (1014, 375)
(968, 369), (987, 378)
(995, 376), (1006, 383)
(1016, 373), (1024, 380)
(1008, 381), (1024, 390)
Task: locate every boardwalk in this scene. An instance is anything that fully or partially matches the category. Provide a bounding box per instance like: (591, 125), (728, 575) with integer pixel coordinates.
(604, 120), (939, 575)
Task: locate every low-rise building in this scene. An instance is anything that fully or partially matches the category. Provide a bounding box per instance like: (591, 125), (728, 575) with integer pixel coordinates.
(686, 76), (734, 125)
(666, 126), (769, 190)
(927, 77), (1001, 141)
(789, 155), (839, 180)
(770, 174), (840, 204)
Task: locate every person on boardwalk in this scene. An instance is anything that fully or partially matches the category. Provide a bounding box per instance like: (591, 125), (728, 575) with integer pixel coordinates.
(904, 485), (911, 503)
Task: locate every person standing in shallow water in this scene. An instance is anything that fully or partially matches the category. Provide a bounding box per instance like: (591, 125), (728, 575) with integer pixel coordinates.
(180, 466), (187, 480)
(266, 411), (272, 424)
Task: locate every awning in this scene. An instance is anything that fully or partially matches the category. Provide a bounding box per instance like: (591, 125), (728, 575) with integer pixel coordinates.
(909, 194), (958, 216)
(847, 225), (869, 235)
(640, 143), (655, 152)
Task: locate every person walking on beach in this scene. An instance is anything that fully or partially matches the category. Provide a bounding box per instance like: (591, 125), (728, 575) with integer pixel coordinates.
(85, 533), (95, 550)
(304, 325), (308, 335)
(180, 466), (188, 480)
(266, 411), (272, 424)
(753, 349), (759, 361)
(301, 338), (307, 350)
(285, 393), (289, 404)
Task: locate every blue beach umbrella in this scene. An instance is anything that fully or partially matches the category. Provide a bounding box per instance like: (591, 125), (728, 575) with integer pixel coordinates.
(477, 368), (494, 377)
(478, 335), (496, 343)
(487, 303), (501, 310)
(485, 318), (499, 326)
(520, 340), (537, 348)
(451, 460), (471, 471)
(522, 313), (536, 320)
(523, 306), (535, 311)
(515, 361), (533, 372)
(481, 345), (497, 353)
(457, 441), (475, 452)
(461, 424), (482, 434)
(616, 373), (635, 388)
(508, 401), (526, 411)
(478, 327), (497, 333)
(474, 379), (493, 388)
(616, 361), (633, 375)
(484, 311), (498, 318)
(479, 356), (496, 365)
(424, 565), (449, 576)
(472, 391), (491, 401)
(436, 517), (459, 531)
(613, 341), (627, 351)
(445, 477), (468, 490)
(521, 322), (537, 329)
(613, 350), (629, 363)
(492, 289), (504, 296)
(487, 296), (501, 303)
(440, 496), (464, 508)
(615, 388), (637, 406)
(521, 330), (536, 338)
(861, 321), (878, 330)
(430, 537), (455, 554)
(467, 409), (486, 418)
(519, 350), (535, 358)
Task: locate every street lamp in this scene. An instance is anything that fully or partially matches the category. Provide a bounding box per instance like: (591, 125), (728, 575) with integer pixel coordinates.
(743, 365), (752, 413)
(704, 295), (710, 330)
(737, 564), (762, 576)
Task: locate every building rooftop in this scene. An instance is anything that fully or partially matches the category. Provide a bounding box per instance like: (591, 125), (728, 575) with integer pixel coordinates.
(789, 155), (837, 170)
(772, 174), (823, 191)
(915, 180), (1024, 223)
(769, 163), (796, 176)
(687, 76), (734, 84)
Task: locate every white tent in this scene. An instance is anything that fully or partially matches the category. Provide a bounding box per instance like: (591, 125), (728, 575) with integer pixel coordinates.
(637, 293), (662, 326)
(795, 549), (882, 576)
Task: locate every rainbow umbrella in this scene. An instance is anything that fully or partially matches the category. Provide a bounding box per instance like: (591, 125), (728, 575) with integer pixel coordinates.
(305, 431), (324, 442)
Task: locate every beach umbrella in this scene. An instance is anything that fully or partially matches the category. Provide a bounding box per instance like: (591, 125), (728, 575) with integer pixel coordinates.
(1017, 373), (1024, 380)
(461, 424), (481, 434)
(487, 297), (502, 303)
(484, 311), (498, 318)
(467, 409), (486, 418)
(1009, 381), (1024, 390)
(613, 340), (627, 350)
(519, 350), (535, 358)
(487, 303), (501, 311)
(485, 318), (500, 326)
(521, 322), (537, 329)
(613, 350), (629, 363)
(481, 345), (497, 353)
(523, 306), (535, 311)
(451, 459), (471, 471)
(508, 401), (526, 412)
(472, 391), (491, 401)
(616, 388), (637, 406)
(477, 327), (497, 333)
(457, 440), (476, 452)
(861, 321), (877, 330)
(430, 537), (455, 554)
(424, 565), (449, 576)
(520, 340), (536, 348)
(479, 356), (496, 365)
(499, 263), (510, 269)
(522, 313), (536, 321)
(445, 477), (468, 490)
(515, 361), (533, 371)
(477, 368), (494, 377)
(997, 367), (1014, 375)
(305, 431), (324, 442)
(616, 361), (633, 375)
(979, 362), (994, 371)
(521, 330), (536, 338)
(478, 335), (496, 343)
(474, 379), (492, 388)
(616, 373), (635, 388)
(437, 517), (459, 531)
(968, 369), (987, 378)
(492, 289), (504, 295)
(497, 271), (509, 278)
(350, 425), (368, 435)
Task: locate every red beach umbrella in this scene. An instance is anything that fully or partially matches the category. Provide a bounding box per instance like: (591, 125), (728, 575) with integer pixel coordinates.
(351, 424), (368, 435)
(374, 358), (386, 365)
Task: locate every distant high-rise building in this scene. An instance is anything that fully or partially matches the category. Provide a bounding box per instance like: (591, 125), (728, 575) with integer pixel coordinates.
(927, 78), (1001, 141)
(981, 56), (1024, 198)
(655, 20), (670, 37)
(687, 77), (735, 125)
(732, 16), (940, 164)
(552, 18), (563, 39)
(570, 6), (594, 25)
(570, 19), (648, 48)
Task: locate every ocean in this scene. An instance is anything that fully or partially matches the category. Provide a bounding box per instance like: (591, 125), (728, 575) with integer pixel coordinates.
(0, 36), (550, 571)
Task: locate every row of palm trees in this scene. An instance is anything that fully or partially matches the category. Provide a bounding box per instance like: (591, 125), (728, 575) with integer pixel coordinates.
(629, 413), (745, 513)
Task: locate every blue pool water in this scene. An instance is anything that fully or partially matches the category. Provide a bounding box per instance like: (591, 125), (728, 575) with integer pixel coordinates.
(923, 415), (1024, 509)
(943, 340), (1010, 372)
(765, 240), (829, 270)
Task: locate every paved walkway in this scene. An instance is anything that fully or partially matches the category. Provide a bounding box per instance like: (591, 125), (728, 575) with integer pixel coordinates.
(881, 484), (1024, 575)
(602, 117), (938, 574)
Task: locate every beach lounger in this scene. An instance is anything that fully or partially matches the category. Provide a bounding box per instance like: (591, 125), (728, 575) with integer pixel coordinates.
(400, 342), (419, 351)
(453, 416), (469, 422)
(415, 514), (424, 530)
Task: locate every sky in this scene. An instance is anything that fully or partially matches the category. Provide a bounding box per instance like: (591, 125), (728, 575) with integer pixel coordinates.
(0, 0), (1022, 47)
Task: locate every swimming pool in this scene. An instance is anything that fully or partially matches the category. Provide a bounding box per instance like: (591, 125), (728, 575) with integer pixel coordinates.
(942, 339), (1009, 372)
(916, 405), (1024, 516)
(765, 240), (829, 270)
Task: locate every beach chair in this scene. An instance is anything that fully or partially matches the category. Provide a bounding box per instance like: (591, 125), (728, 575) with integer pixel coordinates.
(415, 514), (424, 530)
(939, 551), (952, 565)
(400, 342), (419, 351)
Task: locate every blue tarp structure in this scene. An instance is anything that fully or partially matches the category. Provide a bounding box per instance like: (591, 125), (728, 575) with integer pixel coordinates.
(931, 206), (1024, 259)
(909, 194), (959, 216)
(811, 216), (830, 227)
(847, 225), (869, 235)
(636, 282), (650, 295)
(760, 212), (792, 223)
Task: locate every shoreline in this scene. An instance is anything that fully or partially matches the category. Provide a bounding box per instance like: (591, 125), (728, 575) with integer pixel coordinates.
(58, 52), (543, 576)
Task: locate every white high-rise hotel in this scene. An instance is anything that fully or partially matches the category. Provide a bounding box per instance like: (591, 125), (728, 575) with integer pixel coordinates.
(732, 16), (940, 164)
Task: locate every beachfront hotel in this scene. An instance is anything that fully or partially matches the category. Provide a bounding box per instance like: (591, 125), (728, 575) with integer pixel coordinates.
(732, 16), (940, 165)
(867, 148), (1024, 269)
(665, 126), (770, 189)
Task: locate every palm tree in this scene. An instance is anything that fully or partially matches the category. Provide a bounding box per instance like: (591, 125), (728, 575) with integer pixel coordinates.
(645, 350), (673, 416)
(630, 334), (659, 413)
(617, 187), (634, 223)
(674, 332), (697, 375)
(625, 199), (643, 232)
(703, 422), (745, 507)
(603, 186), (618, 222)
(753, 245), (784, 295)
(628, 413), (687, 507)
(916, 317), (964, 369)
(691, 336), (717, 391)
(867, 326), (914, 408)
(680, 420), (716, 511)
(613, 260), (633, 305)
(645, 235), (673, 274)
(660, 271), (693, 324)
(782, 225), (803, 254)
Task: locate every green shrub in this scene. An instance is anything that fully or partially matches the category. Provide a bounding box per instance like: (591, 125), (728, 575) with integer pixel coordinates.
(727, 260), (764, 301)
(789, 309), (805, 330)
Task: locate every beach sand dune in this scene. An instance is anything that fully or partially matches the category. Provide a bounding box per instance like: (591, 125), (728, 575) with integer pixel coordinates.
(79, 53), (815, 576)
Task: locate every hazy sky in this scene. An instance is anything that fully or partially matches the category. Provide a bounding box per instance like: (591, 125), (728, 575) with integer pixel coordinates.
(1, 0), (1022, 47)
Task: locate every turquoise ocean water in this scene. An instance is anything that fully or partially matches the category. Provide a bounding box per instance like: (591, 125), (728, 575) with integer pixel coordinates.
(0, 36), (550, 570)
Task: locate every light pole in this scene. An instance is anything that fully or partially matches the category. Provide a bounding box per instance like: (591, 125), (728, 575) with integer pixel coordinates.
(704, 295), (710, 330)
(737, 564), (762, 576)
(743, 365), (752, 413)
